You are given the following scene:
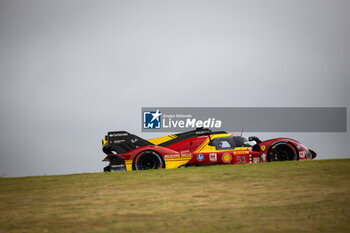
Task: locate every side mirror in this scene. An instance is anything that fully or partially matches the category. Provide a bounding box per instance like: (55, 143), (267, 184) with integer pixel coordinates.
(248, 136), (261, 143)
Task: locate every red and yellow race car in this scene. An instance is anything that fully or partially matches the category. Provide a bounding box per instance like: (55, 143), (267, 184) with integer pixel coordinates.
(102, 128), (317, 172)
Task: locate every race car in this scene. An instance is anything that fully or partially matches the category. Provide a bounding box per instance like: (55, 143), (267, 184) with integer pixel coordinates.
(102, 128), (317, 172)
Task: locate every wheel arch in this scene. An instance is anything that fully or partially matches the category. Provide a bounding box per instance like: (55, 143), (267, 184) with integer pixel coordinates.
(266, 140), (298, 161)
(132, 149), (166, 170)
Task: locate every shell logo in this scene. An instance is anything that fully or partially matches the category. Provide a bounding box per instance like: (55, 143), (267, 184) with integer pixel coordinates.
(222, 153), (232, 163)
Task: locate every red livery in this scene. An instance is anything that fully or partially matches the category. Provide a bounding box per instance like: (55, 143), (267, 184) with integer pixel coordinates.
(102, 128), (317, 172)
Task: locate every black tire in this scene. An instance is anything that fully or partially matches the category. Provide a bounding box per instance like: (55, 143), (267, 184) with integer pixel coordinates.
(267, 143), (297, 162)
(134, 151), (164, 170)
(104, 165), (111, 172)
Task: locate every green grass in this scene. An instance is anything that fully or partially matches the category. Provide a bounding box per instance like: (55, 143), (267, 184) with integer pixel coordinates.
(1, 159), (350, 233)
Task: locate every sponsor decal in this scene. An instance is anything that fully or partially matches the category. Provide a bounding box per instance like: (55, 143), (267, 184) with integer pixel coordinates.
(209, 153), (217, 162)
(164, 154), (192, 158)
(197, 154), (204, 161)
(222, 153), (232, 163)
(196, 129), (212, 135)
(261, 153), (266, 162)
(261, 146), (265, 151)
(299, 151), (306, 159)
(233, 151), (249, 155)
(130, 138), (138, 143)
(164, 154), (180, 158)
(143, 109), (162, 129)
(297, 144), (301, 149)
(253, 157), (260, 163)
(109, 133), (128, 137)
(111, 139), (125, 144)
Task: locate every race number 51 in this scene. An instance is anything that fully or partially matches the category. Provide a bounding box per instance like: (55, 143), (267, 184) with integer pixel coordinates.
(236, 156), (247, 164)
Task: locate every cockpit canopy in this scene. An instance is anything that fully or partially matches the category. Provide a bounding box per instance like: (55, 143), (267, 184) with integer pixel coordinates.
(209, 136), (255, 150)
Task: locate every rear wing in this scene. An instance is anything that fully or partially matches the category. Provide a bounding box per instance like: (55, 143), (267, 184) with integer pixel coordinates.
(102, 131), (153, 155)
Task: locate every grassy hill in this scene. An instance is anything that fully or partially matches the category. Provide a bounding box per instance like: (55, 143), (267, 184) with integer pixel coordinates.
(1, 159), (350, 233)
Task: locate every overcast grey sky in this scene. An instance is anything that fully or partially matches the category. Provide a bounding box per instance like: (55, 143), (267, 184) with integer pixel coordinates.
(0, 0), (349, 177)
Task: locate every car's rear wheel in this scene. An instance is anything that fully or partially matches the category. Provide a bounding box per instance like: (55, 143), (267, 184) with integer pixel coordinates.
(134, 151), (164, 170)
(268, 143), (297, 161)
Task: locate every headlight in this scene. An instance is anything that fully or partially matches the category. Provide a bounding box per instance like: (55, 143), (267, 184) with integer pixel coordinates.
(305, 148), (312, 159)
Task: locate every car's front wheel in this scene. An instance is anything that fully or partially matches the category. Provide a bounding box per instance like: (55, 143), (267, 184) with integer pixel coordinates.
(267, 143), (297, 161)
(134, 151), (164, 170)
